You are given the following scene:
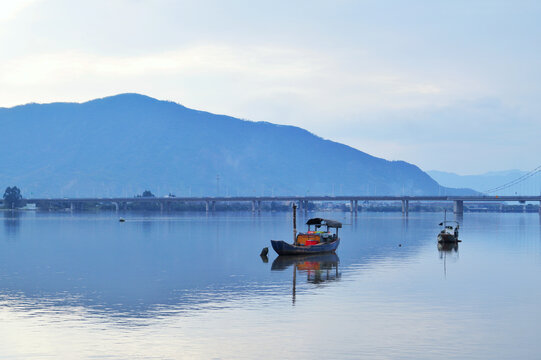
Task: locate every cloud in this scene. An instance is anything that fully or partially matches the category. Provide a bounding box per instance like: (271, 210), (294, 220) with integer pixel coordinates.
(0, 0), (38, 23)
(0, 45), (317, 85)
(321, 98), (538, 173)
(0, 43), (447, 112)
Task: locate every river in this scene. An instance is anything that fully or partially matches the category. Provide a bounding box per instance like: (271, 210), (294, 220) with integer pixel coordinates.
(0, 211), (539, 359)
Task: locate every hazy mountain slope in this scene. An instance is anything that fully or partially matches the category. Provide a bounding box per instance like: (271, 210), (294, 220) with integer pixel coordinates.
(0, 93), (474, 197)
(427, 170), (527, 195)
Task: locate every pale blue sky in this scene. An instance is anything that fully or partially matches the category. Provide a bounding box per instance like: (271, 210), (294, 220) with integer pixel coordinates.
(1, 0), (539, 174)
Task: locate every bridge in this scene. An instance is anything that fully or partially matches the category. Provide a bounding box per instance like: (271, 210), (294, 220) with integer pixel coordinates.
(19, 195), (541, 215)
(8, 164), (541, 215)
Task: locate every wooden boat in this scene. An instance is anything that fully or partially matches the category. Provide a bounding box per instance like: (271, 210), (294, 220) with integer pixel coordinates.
(271, 237), (340, 255)
(271, 205), (341, 255)
(437, 210), (461, 243)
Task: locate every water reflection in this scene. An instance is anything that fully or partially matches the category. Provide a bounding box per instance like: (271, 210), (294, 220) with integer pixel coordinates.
(437, 242), (458, 253)
(3, 211), (20, 237)
(0, 213), (540, 358)
(437, 242), (459, 278)
(271, 253), (340, 304)
(141, 215), (154, 234)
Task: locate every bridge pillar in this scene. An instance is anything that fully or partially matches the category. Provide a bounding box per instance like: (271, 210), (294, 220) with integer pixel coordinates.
(252, 200), (256, 213)
(112, 202), (119, 212)
(453, 200), (464, 215)
(299, 200), (303, 212)
(350, 200), (354, 214)
(205, 201), (210, 213)
(70, 203), (74, 212)
(257, 200), (261, 213)
(354, 200), (358, 216)
(159, 202), (164, 212)
(211, 201), (216, 212)
(401, 200), (409, 216)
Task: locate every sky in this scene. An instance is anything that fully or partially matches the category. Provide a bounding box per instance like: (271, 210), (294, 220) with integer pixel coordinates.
(0, 0), (540, 175)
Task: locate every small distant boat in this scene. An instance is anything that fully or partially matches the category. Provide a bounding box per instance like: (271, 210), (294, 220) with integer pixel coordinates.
(271, 205), (341, 255)
(437, 210), (461, 243)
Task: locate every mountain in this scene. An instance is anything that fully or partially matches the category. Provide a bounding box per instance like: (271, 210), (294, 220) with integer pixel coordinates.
(427, 170), (528, 195)
(0, 93), (474, 197)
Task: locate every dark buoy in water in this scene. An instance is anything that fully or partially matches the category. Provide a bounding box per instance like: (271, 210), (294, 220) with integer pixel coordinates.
(260, 247), (269, 263)
(398, 244), (402, 247)
(119, 218), (126, 222)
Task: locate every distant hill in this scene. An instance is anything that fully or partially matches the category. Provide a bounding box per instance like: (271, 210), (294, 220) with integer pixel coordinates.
(0, 93), (475, 197)
(427, 169), (527, 195)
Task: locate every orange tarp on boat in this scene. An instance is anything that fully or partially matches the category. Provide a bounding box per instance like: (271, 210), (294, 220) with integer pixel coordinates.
(296, 234), (320, 245)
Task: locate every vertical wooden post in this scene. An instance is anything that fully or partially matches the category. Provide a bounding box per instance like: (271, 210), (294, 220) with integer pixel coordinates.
(292, 264), (297, 305)
(293, 203), (297, 244)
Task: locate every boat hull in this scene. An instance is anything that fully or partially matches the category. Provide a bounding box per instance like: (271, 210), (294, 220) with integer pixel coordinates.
(437, 233), (458, 243)
(271, 238), (340, 255)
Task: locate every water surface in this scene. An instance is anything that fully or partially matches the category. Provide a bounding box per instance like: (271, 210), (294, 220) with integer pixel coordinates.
(0, 211), (540, 359)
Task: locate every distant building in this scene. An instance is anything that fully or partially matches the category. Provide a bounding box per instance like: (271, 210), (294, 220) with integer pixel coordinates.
(21, 203), (37, 210)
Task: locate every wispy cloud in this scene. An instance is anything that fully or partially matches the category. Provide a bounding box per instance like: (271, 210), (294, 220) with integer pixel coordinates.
(0, 44), (447, 110)
(0, 0), (38, 23)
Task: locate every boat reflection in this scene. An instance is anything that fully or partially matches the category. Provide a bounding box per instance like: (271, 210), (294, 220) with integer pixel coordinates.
(437, 241), (459, 278)
(438, 242), (458, 253)
(271, 253), (340, 304)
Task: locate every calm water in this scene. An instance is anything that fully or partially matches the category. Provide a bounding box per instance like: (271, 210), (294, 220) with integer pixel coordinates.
(0, 210), (540, 359)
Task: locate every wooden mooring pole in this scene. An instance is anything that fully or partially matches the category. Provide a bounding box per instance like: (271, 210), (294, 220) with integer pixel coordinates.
(292, 203), (297, 244)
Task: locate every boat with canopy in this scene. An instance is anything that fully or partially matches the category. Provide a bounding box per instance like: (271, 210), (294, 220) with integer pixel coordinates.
(437, 210), (461, 243)
(271, 205), (341, 255)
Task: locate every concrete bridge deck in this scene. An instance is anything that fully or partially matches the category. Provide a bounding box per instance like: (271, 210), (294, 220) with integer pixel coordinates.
(19, 195), (541, 215)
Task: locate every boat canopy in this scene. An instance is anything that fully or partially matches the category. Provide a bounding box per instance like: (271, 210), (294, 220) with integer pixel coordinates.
(306, 218), (342, 228)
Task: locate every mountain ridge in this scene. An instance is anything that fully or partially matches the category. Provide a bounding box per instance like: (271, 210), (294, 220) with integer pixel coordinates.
(0, 93), (476, 197)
